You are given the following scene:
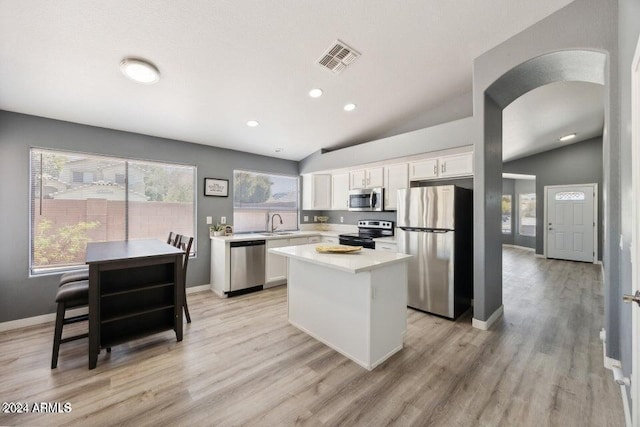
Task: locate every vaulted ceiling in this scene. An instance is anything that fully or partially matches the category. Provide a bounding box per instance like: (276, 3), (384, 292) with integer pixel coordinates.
(0, 1), (577, 160)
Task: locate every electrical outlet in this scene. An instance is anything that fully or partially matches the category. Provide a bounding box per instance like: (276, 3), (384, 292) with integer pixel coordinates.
(340, 216), (344, 223)
(221, 216), (227, 224)
(303, 216), (309, 222)
(206, 216), (212, 225)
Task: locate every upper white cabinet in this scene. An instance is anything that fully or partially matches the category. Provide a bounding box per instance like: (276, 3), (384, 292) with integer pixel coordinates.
(302, 174), (332, 210)
(384, 163), (409, 211)
(439, 152), (474, 178)
(409, 152), (473, 181)
(350, 167), (384, 190)
(331, 173), (350, 210)
(409, 158), (439, 180)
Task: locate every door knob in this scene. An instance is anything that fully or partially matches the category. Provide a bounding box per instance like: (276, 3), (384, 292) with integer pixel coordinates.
(623, 291), (640, 306)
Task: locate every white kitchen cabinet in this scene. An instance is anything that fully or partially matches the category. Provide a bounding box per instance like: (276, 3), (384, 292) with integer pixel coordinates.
(265, 239), (290, 286)
(375, 241), (398, 253)
(384, 163), (409, 210)
(331, 173), (350, 210)
(439, 152), (474, 178)
(350, 167), (384, 190)
(409, 158), (439, 180)
(409, 152), (473, 181)
(322, 236), (339, 244)
(289, 237), (309, 246)
(302, 174), (332, 210)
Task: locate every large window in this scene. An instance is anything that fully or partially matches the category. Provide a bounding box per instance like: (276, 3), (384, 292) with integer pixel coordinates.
(30, 148), (196, 274)
(518, 193), (536, 236)
(501, 195), (512, 234)
(233, 170), (299, 233)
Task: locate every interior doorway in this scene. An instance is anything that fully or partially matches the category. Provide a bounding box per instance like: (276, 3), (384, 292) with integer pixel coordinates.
(544, 183), (598, 263)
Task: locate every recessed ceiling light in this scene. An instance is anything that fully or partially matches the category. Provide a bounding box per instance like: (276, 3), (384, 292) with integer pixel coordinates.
(275, 148), (284, 153)
(309, 88), (323, 98)
(344, 103), (357, 112)
(246, 120), (259, 127)
(119, 58), (160, 84)
(559, 133), (577, 142)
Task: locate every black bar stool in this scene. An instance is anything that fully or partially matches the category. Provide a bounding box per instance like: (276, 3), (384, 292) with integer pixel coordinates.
(51, 280), (90, 369)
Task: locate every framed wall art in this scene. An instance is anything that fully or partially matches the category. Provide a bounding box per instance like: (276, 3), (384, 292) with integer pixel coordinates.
(204, 178), (229, 197)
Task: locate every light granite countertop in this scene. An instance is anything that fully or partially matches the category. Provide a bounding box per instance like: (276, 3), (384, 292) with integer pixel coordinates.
(269, 243), (412, 274)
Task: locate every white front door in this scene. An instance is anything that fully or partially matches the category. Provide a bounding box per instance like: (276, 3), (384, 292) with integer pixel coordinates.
(546, 184), (596, 262)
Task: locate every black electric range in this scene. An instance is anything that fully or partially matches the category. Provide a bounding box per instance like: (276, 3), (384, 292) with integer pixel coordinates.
(339, 220), (394, 249)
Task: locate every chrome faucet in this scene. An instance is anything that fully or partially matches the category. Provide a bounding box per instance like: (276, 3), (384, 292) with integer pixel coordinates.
(271, 213), (283, 233)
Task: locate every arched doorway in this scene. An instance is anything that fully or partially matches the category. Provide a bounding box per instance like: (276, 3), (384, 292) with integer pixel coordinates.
(472, 49), (609, 329)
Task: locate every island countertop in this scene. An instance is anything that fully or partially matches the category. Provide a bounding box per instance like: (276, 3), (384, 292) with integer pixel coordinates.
(269, 243), (412, 274)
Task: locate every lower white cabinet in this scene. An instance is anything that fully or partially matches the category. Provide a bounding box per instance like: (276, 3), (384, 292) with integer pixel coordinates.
(265, 236), (314, 288)
(265, 239), (290, 286)
(322, 236), (339, 244)
(375, 242), (398, 253)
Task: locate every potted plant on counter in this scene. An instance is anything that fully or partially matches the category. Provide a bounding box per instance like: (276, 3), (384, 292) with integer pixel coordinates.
(210, 224), (226, 237)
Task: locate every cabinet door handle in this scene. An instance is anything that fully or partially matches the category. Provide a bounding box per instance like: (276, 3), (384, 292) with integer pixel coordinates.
(433, 164), (437, 175)
(441, 163), (446, 173)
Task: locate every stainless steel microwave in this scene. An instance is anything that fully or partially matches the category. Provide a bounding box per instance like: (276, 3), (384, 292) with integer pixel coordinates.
(348, 188), (384, 211)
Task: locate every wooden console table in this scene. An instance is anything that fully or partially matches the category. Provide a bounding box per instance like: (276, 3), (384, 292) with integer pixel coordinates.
(86, 239), (185, 369)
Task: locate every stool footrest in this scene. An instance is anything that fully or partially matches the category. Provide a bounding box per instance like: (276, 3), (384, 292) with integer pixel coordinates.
(60, 333), (88, 344)
(63, 314), (88, 325)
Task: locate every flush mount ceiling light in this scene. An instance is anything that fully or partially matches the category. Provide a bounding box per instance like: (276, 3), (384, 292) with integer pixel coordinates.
(119, 58), (160, 84)
(343, 103), (357, 112)
(559, 133), (577, 142)
(309, 88), (323, 98)
(246, 120), (260, 127)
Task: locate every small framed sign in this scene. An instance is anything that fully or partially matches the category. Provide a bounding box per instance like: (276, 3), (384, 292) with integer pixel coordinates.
(204, 178), (229, 197)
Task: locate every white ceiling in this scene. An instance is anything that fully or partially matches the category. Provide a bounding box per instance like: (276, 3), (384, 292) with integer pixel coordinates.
(502, 81), (604, 162)
(0, 0), (576, 161)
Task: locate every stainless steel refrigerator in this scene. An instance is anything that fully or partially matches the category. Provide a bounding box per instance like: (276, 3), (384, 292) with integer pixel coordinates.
(397, 185), (473, 319)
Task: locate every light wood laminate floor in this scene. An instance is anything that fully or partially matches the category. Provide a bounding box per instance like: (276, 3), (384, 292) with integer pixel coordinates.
(0, 247), (625, 426)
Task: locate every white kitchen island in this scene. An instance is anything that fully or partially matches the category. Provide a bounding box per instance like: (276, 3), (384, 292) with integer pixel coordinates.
(269, 244), (412, 370)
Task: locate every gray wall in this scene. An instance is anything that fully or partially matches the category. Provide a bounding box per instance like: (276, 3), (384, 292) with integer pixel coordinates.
(0, 111), (298, 323)
(299, 117), (474, 174)
(503, 137), (604, 259)
(471, 0), (617, 350)
(618, 0), (640, 381)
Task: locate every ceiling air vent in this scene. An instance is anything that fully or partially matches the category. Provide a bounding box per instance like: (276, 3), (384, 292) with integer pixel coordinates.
(317, 40), (360, 74)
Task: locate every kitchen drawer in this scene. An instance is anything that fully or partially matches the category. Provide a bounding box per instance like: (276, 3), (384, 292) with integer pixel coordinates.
(375, 242), (398, 253)
(322, 236), (339, 244)
(308, 236), (321, 243)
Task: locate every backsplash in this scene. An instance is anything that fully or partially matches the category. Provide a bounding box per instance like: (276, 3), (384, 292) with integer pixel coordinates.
(300, 210), (397, 226)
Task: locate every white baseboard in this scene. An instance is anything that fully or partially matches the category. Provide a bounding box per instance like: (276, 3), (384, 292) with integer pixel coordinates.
(0, 284), (213, 333)
(472, 305), (504, 331)
(502, 244), (535, 252)
(186, 284), (213, 294)
(600, 329), (632, 427)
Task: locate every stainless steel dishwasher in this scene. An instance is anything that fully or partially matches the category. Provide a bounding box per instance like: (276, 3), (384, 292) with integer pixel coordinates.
(230, 240), (266, 293)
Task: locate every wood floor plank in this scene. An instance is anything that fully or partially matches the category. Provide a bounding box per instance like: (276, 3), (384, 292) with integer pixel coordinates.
(0, 247), (625, 426)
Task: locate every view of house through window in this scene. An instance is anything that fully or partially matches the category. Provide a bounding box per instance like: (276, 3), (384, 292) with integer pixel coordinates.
(501, 195), (512, 234)
(30, 148), (196, 273)
(518, 193), (536, 236)
(233, 170), (299, 233)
